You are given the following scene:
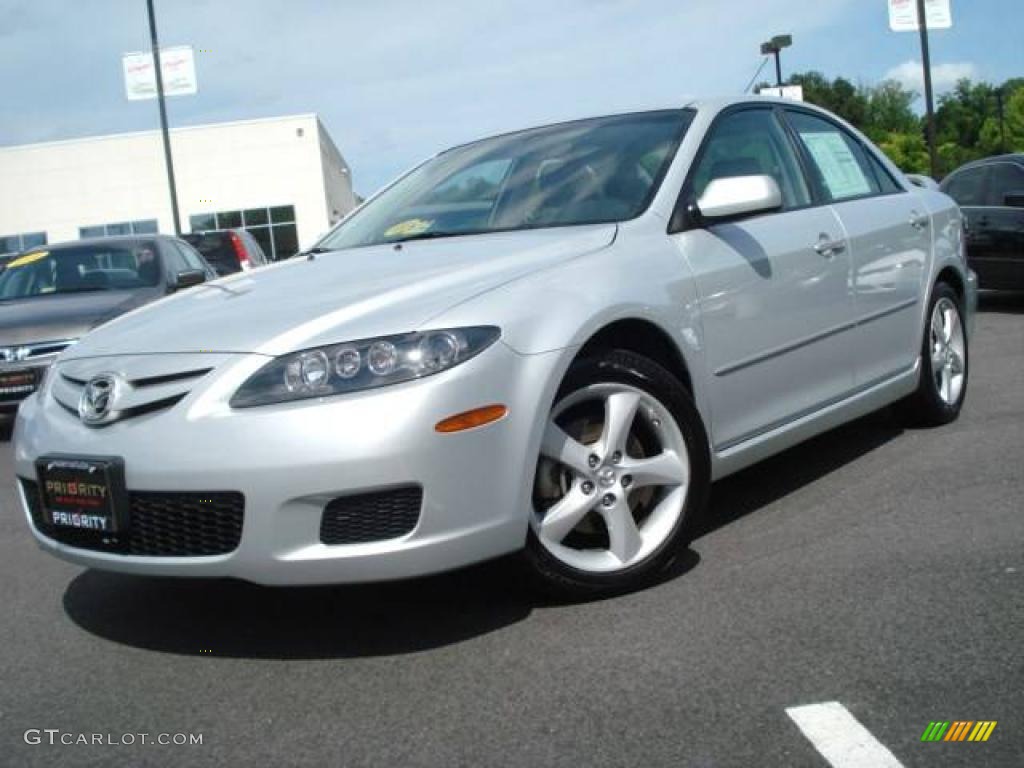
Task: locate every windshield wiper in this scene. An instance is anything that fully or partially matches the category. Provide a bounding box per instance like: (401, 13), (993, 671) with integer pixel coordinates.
(389, 230), (483, 244)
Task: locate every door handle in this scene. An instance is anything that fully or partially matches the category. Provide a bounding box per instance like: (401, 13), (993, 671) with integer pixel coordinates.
(814, 236), (846, 257)
(909, 211), (930, 230)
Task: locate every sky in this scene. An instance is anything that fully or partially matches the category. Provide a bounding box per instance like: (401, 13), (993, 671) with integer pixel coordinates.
(0, 0), (1020, 195)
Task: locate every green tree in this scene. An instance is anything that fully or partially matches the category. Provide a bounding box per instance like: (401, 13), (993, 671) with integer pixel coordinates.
(979, 82), (1024, 154)
(768, 72), (1024, 175)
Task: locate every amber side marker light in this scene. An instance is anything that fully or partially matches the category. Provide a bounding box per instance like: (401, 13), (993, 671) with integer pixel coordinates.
(435, 404), (508, 433)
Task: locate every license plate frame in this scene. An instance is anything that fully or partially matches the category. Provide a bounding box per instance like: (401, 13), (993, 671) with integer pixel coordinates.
(35, 455), (128, 534)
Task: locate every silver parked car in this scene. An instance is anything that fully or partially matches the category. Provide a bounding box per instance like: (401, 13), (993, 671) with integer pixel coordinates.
(14, 98), (976, 597)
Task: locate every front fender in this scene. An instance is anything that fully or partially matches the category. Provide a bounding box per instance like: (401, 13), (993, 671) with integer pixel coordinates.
(429, 225), (713, 432)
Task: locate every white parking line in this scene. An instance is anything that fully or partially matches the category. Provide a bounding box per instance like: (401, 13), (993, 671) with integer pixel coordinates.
(786, 701), (905, 768)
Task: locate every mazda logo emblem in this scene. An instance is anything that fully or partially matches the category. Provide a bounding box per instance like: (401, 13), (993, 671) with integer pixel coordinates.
(79, 374), (120, 425)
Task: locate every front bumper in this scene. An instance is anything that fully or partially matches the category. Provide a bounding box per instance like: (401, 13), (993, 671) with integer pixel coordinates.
(13, 342), (566, 585)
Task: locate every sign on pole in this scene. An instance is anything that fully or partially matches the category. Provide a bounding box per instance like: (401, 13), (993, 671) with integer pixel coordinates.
(758, 85), (804, 102)
(889, 0), (952, 31)
(122, 45), (197, 101)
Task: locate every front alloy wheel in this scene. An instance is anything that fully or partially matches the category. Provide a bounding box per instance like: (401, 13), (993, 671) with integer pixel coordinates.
(525, 350), (709, 598)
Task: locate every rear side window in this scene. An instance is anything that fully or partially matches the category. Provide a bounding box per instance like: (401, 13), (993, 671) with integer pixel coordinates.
(785, 111), (880, 202)
(941, 166), (989, 206)
(865, 152), (904, 194)
(173, 240), (210, 272)
(987, 163), (1024, 206)
(183, 233), (238, 272)
(690, 109), (811, 209)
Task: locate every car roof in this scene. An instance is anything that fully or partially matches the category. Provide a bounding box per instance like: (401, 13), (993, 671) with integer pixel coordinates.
(950, 154), (1024, 174)
(441, 96), (832, 154)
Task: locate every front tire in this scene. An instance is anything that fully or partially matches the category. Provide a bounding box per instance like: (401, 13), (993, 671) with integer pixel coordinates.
(902, 282), (968, 426)
(524, 350), (709, 599)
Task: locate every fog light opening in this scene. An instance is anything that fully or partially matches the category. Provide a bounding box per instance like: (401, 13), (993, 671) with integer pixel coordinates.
(435, 404), (508, 433)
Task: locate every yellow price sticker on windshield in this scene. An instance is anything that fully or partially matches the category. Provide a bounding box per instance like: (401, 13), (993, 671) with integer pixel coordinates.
(6, 251), (49, 268)
(384, 219), (434, 238)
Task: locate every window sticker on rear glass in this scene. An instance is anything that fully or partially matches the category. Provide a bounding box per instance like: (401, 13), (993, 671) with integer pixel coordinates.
(800, 132), (872, 200)
(6, 251), (48, 268)
(384, 219), (434, 238)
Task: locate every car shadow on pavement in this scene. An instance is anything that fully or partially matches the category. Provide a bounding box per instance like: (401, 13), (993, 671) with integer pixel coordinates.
(62, 556), (538, 660)
(695, 407), (905, 539)
(0, 416), (12, 442)
(60, 415), (903, 660)
(62, 546), (701, 659)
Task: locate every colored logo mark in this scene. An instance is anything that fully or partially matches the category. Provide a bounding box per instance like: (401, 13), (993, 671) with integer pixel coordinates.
(921, 721), (997, 742)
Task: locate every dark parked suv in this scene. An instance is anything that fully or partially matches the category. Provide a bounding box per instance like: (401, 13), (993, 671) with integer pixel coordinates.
(941, 154), (1024, 289)
(183, 229), (269, 276)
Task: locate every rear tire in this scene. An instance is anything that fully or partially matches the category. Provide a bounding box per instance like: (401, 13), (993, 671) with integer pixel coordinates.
(901, 282), (968, 426)
(523, 350), (710, 600)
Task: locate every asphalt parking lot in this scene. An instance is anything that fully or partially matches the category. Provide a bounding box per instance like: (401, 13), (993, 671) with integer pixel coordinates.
(0, 294), (1021, 768)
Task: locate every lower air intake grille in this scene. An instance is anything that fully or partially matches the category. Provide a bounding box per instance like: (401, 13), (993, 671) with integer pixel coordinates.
(19, 478), (244, 557)
(320, 486), (422, 545)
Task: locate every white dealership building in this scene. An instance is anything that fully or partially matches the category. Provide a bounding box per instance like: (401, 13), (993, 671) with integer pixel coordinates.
(0, 114), (357, 259)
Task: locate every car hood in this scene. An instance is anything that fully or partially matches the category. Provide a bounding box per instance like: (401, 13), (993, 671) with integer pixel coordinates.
(0, 290), (155, 347)
(64, 225), (617, 359)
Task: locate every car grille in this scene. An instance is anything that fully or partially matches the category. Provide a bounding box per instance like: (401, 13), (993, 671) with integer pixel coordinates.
(320, 486), (422, 545)
(50, 361), (215, 426)
(20, 477), (244, 557)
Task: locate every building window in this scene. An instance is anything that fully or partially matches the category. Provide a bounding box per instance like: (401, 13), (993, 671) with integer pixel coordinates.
(0, 231), (47, 253)
(189, 205), (298, 260)
(79, 220), (159, 238)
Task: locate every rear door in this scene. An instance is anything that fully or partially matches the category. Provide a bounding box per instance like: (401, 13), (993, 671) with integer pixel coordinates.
(670, 106), (856, 450)
(783, 109), (928, 386)
(979, 162), (1024, 287)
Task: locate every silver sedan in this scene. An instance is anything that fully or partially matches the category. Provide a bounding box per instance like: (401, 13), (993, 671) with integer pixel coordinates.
(14, 97), (976, 597)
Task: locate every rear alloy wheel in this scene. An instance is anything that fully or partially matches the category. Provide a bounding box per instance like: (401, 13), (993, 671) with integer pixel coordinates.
(902, 282), (968, 426)
(524, 350), (709, 598)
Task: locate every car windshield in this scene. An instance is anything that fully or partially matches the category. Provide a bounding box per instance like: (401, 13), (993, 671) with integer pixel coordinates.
(319, 110), (694, 250)
(0, 242), (162, 301)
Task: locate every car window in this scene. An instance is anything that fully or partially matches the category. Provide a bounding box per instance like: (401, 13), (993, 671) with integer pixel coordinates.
(987, 163), (1024, 207)
(183, 233), (237, 272)
(174, 240), (210, 272)
(865, 151), (904, 194)
(0, 241), (161, 300)
(941, 166), (990, 207)
(318, 110), (694, 249)
(785, 111), (880, 202)
(690, 109), (811, 209)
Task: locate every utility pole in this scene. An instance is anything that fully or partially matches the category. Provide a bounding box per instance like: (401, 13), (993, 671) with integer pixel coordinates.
(916, 0), (940, 179)
(146, 0), (182, 235)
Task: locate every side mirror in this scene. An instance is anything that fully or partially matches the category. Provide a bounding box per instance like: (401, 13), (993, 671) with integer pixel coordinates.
(172, 269), (207, 291)
(1004, 191), (1024, 209)
(695, 175), (783, 223)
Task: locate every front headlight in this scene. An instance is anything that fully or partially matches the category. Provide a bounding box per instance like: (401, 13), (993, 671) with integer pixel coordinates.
(230, 326), (501, 408)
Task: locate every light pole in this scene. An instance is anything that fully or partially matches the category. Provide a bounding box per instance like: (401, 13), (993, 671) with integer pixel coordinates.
(760, 34), (793, 89)
(146, 0), (182, 236)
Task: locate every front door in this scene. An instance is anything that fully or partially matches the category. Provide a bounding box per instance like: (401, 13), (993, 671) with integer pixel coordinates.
(670, 107), (856, 450)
